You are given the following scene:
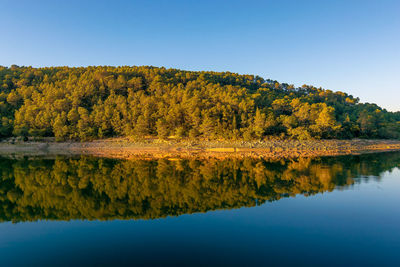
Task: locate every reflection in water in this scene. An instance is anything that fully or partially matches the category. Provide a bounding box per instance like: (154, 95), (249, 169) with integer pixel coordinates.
(0, 153), (399, 222)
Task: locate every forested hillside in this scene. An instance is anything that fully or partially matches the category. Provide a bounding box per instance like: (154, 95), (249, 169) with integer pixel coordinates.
(0, 65), (399, 141)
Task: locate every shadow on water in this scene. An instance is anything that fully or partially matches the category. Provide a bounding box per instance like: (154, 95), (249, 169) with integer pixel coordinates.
(0, 152), (399, 222)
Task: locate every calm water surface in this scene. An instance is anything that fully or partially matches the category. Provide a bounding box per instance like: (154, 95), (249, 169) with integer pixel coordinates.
(0, 152), (399, 266)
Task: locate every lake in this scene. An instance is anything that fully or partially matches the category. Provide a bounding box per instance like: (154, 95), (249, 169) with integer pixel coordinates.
(0, 152), (399, 266)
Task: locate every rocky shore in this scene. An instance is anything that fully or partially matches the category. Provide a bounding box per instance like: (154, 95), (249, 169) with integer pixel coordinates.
(1, 138), (400, 159)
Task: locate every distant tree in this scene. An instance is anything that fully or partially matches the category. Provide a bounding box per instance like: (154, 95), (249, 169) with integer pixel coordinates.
(156, 119), (169, 139)
(134, 115), (149, 138)
(253, 109), (266, 139)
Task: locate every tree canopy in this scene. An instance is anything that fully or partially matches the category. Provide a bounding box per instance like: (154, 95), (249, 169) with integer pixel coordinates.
(0, 65), (398, 141)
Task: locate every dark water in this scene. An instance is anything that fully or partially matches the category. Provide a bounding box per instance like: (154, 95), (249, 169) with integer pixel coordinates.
(0, 153), (399, 266)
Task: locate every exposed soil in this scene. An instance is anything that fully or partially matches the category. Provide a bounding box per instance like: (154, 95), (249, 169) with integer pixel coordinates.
(1, 138), (400, 159)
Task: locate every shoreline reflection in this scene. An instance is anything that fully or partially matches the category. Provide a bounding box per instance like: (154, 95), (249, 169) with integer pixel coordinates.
(0, 152), (399, 222)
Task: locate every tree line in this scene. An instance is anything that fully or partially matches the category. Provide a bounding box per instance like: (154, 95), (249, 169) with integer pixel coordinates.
(0, 65), (399, 141)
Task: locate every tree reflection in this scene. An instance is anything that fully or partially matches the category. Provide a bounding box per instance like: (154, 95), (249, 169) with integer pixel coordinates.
(0, 152), (399, 222)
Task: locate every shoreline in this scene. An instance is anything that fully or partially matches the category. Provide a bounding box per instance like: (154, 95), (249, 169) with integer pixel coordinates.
(1, 138), (400, 159)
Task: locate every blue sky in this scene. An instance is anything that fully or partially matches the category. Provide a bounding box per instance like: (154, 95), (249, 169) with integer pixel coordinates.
(1, 0), (399, 111)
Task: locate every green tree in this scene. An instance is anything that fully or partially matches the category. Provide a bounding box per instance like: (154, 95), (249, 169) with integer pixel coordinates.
(252, 109), (266, 139)
(156, 119), (169, 139)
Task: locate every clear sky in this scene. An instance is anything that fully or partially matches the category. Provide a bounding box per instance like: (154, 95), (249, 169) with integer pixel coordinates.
(1, 0), (399, 111)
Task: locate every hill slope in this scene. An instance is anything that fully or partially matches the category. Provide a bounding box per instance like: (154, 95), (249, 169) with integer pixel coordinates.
(0, 65), (399, 141)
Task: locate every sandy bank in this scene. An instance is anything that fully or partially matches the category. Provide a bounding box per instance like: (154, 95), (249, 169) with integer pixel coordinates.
(1, 138), (400, 159)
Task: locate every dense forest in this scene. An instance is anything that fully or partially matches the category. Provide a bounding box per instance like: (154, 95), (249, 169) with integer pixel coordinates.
(1, 152), (399, 222)
(0, 65), (399, 141)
